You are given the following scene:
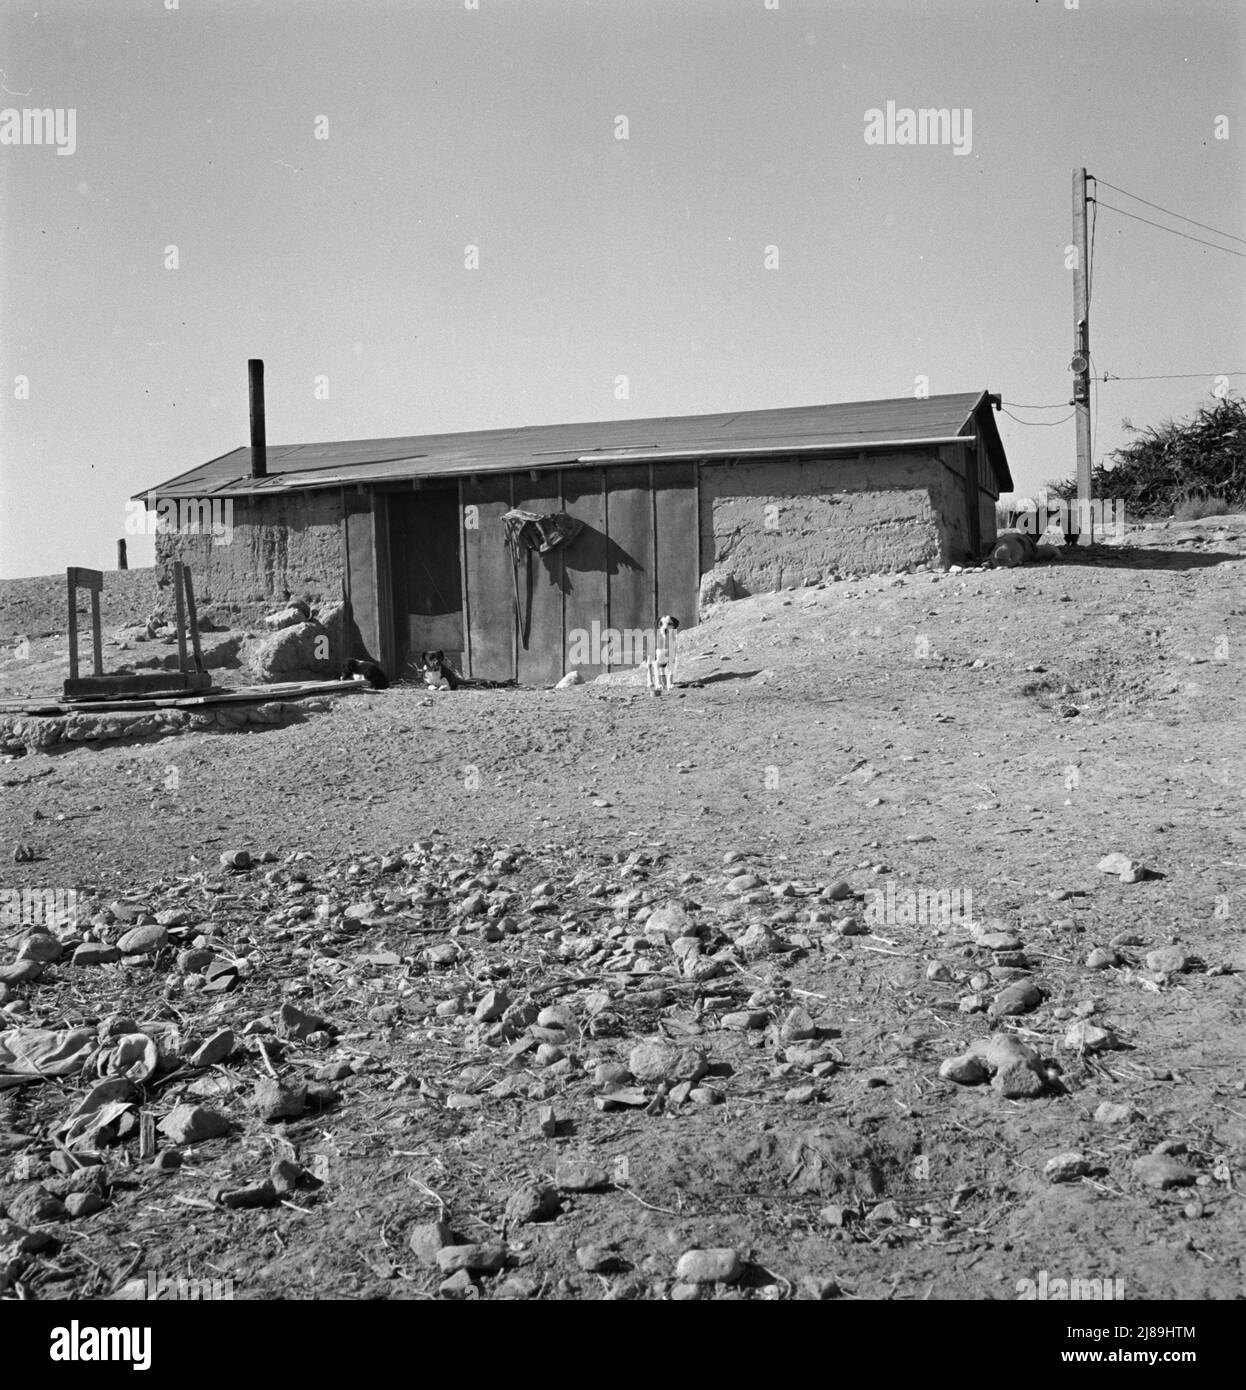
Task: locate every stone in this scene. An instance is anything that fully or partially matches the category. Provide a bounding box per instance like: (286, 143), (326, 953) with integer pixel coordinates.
(73, 942), (122, 967)
(645, 901), (694, 940)
(408, 1219), (454, 1265)
(117, 924), (168, 957)
(8, 1185), (68, 1223)
(473, 988), (510, 1023)
(674, 1248), (742, 1285)
(188, 1028), (235, 1068)
(627, 1041), (708, 1086)
(64, 1191), (106, 1218)
(269, 1159), (303, 1195)
(939, 1053), (988, 1085)
(780, 1007), (819, 1043)
(1094, 1101), (1137, 1126)
(277, 1002), (335, 1040)
(436, 1242), (507, 1275)
(217, 1180), (278, 1209)
(438, 1268), (476, 1299)
(150, 1150), (182, 1173)
(992, 1059), (1047, 1099)
(824, 880), (853, 901)
(576, 1244), (622, 1274)
(219, 849), (251, 869)
(157, 1104), (229, 1145)
(250, 1078), (307, 1122)
(1132, 1154), (1196, 1190)
(1045, 1152), (1089, 1183)
(0, 960), (44, 984)
(554, 671), (581, 689)
(1145, 947), (1190, 975)
(504, 1181), (561, 1225)
(1065, 1021), (1118, 1053)
(975, 930), (1021, 951)
(987, 981), (1043, 1020)
(594, 1062), (632, 1089)
(554, 1159), (611, 1192)
(720, 1010), (769, 1031)
(17, 934), (62, 964)
(1085, 947), (1119, 970)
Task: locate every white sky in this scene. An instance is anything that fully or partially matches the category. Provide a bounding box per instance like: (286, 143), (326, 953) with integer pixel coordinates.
(2, 0), (1243, 577)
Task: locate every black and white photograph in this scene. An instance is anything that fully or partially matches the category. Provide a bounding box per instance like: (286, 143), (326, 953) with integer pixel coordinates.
(0, 0), (1243, 1351)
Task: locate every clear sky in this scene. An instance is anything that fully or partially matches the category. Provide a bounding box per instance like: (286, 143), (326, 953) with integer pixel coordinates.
(2, 0), (1243, 577)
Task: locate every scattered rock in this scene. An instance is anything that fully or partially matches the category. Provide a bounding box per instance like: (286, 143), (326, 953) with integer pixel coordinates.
(555, 1159), (612, 1192)
(1132, 1154), (1196, 1190)
(436, 1242), (507, 1275)
(1045, 1152), (1090, 1183)
(504, 1181), (561, 1225)
(117, 924), (169, 957)
(1145, 947), (1190, 975)
(674, 1247), (742, 1285)
(408, 1219), (454, 1265)
(627, 1041), (707, 1087)
(157, 1105), (229, 1145)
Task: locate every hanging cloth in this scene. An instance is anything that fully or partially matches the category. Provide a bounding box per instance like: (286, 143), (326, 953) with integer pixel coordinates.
(501, 508), (584, 646)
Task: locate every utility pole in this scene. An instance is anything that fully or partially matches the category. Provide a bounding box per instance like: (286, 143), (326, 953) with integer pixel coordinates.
(1069, 167), (1094, 545)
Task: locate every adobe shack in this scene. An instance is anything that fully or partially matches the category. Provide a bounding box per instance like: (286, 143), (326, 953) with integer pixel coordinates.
(137, 366), (1011, 684)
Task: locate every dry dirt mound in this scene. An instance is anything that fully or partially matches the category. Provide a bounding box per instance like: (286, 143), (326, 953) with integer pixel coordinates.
(0, 522), (1244, 1301)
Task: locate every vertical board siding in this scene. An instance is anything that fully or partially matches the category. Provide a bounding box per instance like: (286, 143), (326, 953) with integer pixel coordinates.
(462, 474), (516, 682)
(559, 467), (608, 680)
(653, 460), (700, 629)
(605, 463), (657, 668)
(344, 497), (378, 660)
(512, 475), (565, 687)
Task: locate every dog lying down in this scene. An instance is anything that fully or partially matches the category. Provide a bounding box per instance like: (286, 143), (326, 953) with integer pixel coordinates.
(339, 658), (389, 690)
(417, 651), (516, 692)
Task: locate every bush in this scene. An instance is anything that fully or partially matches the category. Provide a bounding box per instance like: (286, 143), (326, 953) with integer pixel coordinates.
(1173, 495), (1230, 521)
(1045, 394), (1246, 520)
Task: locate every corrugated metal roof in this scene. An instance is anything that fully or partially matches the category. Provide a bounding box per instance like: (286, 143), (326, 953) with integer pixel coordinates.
(137, 391), (1011, 498)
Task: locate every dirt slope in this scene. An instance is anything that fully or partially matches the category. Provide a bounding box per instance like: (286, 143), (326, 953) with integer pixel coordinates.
(0, 519), (1243, 1301)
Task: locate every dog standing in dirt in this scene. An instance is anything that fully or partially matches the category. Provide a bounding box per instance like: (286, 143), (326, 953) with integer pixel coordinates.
(645, 616), (679, 695)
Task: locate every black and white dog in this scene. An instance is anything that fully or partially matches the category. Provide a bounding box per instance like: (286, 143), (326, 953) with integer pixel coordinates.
(645, 616), (680, 695)
(339, 658), (389, 690)
(418, 650), (461, 691)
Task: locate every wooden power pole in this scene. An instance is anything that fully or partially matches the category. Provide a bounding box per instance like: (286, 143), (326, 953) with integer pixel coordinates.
(1070, 167), (1094, 545)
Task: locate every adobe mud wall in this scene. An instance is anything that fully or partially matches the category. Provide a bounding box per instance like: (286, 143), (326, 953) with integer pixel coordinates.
(698, 452), (956, 591)
(154, 492), (344, 607)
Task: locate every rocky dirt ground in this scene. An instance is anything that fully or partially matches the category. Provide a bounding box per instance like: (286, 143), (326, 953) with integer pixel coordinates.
(0, 515), (1244, 1302)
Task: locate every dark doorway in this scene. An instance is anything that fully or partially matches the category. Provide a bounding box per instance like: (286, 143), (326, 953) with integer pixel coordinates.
(388, 488), (464, 681)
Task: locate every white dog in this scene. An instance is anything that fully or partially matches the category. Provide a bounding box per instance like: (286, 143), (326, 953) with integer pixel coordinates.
(645, 616), (680, 695)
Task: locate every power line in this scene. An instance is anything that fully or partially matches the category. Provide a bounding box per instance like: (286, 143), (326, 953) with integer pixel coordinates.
(1002, 400), (1070, 409)
(1093, 177), (1246, 247)
(1093, 200), (1246, 259)
(1000, 407), (1075, 426)
(1099, 370), (1246, 382)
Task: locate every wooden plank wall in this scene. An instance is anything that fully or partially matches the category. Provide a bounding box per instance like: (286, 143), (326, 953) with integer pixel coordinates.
(559, 468), (608, 680)
(653, 460), (700, 627)
(605, 464), (656, 665)
(454, 464), (700, 686)
(461, 474), (515, 682)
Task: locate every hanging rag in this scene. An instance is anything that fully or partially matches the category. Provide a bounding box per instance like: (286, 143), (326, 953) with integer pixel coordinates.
(501, 508), (584, 646)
